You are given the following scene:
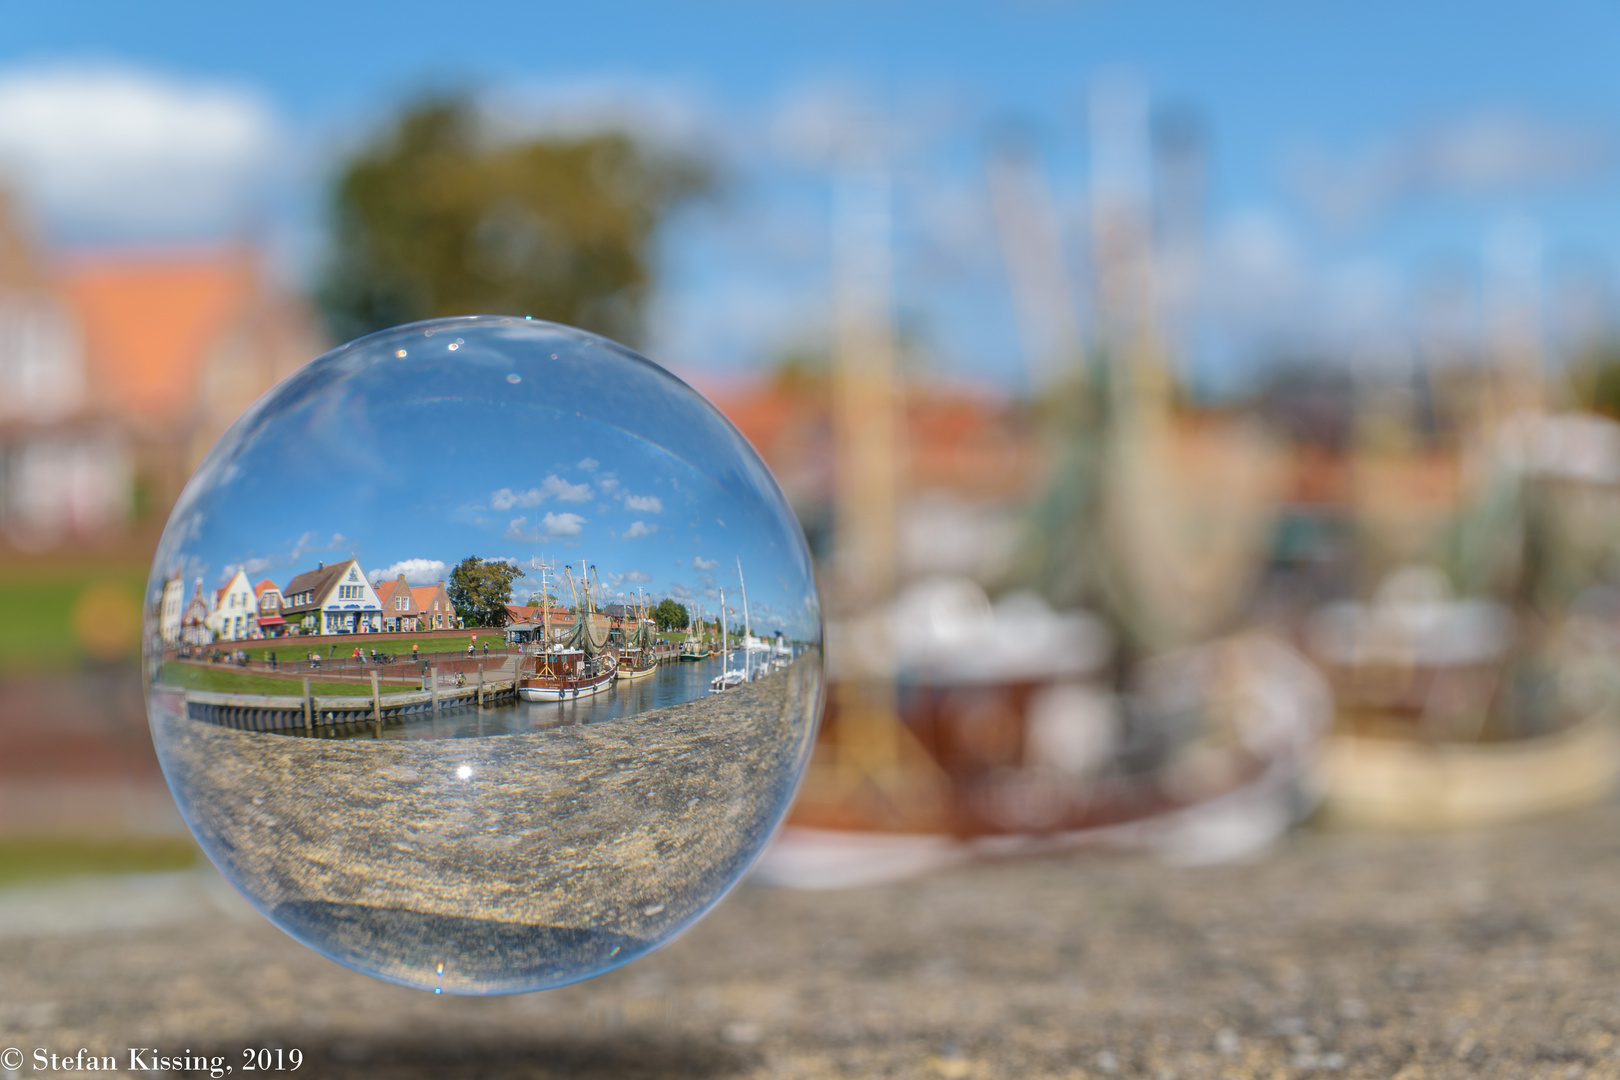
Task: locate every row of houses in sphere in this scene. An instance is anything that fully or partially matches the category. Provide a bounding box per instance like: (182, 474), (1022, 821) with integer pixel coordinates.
(156, 556), (460, 646)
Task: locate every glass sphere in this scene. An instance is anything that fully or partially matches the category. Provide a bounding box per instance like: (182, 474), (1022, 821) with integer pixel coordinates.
(142, 316), (823, 994)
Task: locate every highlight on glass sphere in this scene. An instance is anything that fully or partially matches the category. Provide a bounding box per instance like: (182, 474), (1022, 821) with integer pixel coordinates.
(141, 316), (823, 994)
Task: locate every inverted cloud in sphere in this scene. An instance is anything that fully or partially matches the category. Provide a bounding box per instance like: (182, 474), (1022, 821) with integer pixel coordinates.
(491, 475), (592, 510)
(624, 494), (663, 513)
(542, 512), (585, 537)
(0, 63), (278, 238)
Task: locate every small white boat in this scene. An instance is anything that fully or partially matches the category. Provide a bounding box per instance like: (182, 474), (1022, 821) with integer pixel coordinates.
(710, 664), (747, 694)
(709, 578), (748, 693)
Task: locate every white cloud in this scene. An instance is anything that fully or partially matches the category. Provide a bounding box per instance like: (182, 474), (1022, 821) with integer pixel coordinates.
(609, 569), (653, 586)
(0, 63), (280, 239)
(692, 556), (718, 571)
(598, 475), (620, 493)
(543, 512), (586, 537)
(232, 556), (274, 576)
(485, 76), (719, 156)
(491, 489), (524, 511)
(624, 494), (663, 513)
(1289, 110), (1613, 229)
(623, 521), (651, 539)
(368, 558), (448, 585)
(287, 530), (347, 563)
(577, 457), (600, 471)
(1203, 210), (1310, 333)
(491, 475), (592, 510)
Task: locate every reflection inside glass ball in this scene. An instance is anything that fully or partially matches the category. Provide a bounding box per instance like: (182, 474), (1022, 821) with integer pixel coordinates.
(142, 316), (823, 994)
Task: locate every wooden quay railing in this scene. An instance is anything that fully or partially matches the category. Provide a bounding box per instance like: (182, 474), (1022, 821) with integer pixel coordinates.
(171, 666), (518, 736)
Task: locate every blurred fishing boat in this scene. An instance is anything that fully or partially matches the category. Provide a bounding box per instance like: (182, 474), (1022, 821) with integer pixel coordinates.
(759, 577), (1330, 887)
(758, 90), (1325, 888)
(1308, 411), (1620, 827)
(1310, 574), (1620, 828)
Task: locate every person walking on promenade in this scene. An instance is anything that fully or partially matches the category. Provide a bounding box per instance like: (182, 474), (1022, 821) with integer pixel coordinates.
(412, 642), (419, 664)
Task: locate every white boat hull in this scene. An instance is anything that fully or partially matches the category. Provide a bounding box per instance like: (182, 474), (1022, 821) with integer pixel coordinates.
(518, 675), (615, 701)
(709, 670), (747, 693)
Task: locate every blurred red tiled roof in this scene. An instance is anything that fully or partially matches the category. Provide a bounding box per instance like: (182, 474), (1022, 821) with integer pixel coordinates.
(58, 249), (255, 427)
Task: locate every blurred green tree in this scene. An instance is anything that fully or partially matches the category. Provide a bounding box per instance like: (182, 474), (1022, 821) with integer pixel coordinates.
(318, 97), (710, 345)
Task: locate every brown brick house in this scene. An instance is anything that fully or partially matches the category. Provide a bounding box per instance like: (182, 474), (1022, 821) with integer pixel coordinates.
(410, 581), (456, 631)
(375, 573), (424, 632)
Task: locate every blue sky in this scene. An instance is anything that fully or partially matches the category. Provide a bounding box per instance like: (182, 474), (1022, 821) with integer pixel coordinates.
(149, 319), (820, 639)
(4, 0), (1620, 391)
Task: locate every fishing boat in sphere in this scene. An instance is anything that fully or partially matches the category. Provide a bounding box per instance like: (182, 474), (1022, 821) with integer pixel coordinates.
(518, 564), (619, 701)
(617, 589), (660, 682)
(679, 605), (708, 661)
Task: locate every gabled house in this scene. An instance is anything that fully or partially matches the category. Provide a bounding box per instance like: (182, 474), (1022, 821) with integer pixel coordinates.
(375, 573), (423, 632)
(205, 568), (258, 642)
(254, 579), (287, 637)
(410, 580), (457, 631)
(0, 193), (325, 552)
(159, 571), (185, 646)
(281, 558), (382, 635)
(501, 601), (574, 644)
(180, 578), (212, 647)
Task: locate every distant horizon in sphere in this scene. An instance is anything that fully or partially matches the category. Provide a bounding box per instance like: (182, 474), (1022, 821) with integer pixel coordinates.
(142, 315), (824, 994)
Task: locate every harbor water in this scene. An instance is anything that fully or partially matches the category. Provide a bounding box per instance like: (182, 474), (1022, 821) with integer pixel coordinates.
(355, 653), (745, 741)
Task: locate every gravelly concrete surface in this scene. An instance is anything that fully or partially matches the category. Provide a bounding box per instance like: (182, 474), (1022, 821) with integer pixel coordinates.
(8, 805), (1620, 1077)
(148, 660), (818, 992)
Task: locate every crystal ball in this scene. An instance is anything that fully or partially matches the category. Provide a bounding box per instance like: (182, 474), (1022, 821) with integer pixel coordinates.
(142, 316), (823, 994)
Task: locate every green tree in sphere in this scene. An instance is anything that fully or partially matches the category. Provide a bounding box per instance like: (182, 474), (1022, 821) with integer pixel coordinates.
(653, 598), (689, 632)
(318, 97), (710, 345)
(448, 557), (525, 627)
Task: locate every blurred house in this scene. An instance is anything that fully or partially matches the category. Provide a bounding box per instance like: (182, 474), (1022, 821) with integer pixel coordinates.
(0, 193), (325, 552)
(708, 373), (1045, 584)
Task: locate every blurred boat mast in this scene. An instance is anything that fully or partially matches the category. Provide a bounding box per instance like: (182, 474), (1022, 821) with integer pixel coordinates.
(814, 112), (950, 829)
(987, 126), (1084, 388)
